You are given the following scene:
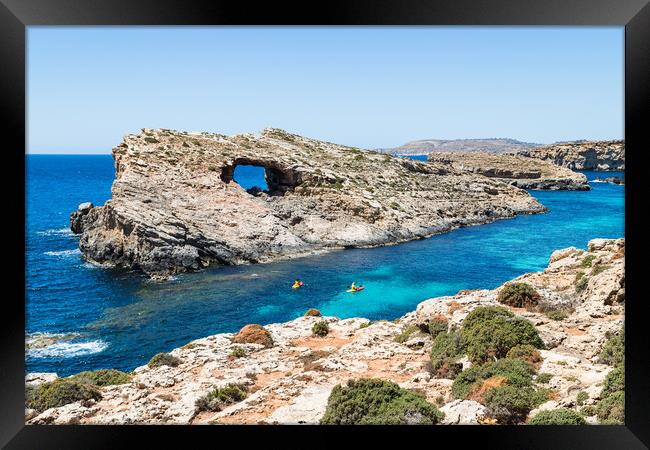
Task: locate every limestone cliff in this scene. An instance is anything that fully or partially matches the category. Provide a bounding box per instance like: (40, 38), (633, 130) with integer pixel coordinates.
(70, 128), (545, 279)
(427, 152), (589, 190)
(518, 140), (624, 171)
(26, 238), (624, 425)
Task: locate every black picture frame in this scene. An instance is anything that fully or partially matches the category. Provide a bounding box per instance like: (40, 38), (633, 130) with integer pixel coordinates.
(2, 0), (648, 447)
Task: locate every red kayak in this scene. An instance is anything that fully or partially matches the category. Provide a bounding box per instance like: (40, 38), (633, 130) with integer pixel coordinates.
(346, 286), (365, 292)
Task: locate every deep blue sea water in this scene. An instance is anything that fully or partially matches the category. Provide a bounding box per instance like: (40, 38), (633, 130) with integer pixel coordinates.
(25, 155), (624, 376)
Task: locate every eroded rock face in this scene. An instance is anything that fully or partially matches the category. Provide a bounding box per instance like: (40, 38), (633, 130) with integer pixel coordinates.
(518, 140), (624, 171)
(27, 239), (624, 425)
(71, 128), (545, 278)
(427, 152), (589, 190)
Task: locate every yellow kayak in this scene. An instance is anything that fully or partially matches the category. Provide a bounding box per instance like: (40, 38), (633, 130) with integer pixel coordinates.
(346, 286), (365, 292)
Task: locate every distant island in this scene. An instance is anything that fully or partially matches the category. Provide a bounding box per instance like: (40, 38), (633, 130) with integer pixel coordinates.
(376, 138), (542, 155)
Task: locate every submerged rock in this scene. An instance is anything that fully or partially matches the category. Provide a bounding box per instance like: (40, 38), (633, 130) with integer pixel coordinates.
(427, 152), (589, 190)
(70, 128), (545, 279)
(518, 140), (624, 171)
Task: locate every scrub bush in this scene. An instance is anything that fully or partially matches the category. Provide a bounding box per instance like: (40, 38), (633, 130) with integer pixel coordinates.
(232, 324), (274, 348)
(598, 327), (624, 367)
(528, 408), (586, 425)
(460, 306), (543, 364)
(395, 325), (421, 343)
(304, 308), (322, 317)
(452, 358), (536, 400)
(429, 331), (462, 378)
(320, 378), (444, 425)
(312, 321), (330, 337)
(195, 384), (248, 412)
(148, 352), (181, 368)
(484, 385), (546, 424)
(506, 344), (543, 370)
(68, 369), (132, 386)
(497, 283), (541, 308)
(26, 380), (102, 412)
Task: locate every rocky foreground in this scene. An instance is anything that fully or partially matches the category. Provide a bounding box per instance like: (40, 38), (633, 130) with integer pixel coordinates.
(26, 238), (624, 425)
(70, 128), (546, 279)
(518, 140), (625, 171)
(427, 152), (589, 190)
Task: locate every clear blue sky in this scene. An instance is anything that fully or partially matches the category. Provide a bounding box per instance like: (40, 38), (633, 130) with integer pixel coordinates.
(27, 27), (623, 154)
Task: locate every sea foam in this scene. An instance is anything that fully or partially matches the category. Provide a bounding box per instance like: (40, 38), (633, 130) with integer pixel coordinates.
(27, 339), (108, 359)
(44, 249), (81, 257)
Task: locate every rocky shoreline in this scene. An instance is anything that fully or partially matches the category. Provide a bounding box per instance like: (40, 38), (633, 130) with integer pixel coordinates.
(427, 152), (589, 190)
(70, 128), (547, 279)
(518, 140), (624, 171)
(26, 238), (625, 425)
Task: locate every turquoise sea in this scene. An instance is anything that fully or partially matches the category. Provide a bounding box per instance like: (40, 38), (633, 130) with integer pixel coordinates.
(25, 155), (624, 376)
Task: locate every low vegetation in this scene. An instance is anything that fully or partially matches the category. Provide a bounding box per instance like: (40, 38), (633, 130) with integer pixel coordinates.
(427, 315), (449, 338)
(26, 380), (102, 412)
(195, 383), (248, 412)
(231, 324), (274, 348)
(312, 320), (330, 337)
(497, 283), (541, 308)
(429, 330), (462, 379)
(68, 369), (132, 386)
(598, 326), (624, 367)
(506, 344), (543, 370)
(148, 352), (181, 368)
(528, 408), (586, 425)
(228, 347), (247, 359)
(320, 378), (444, 425)
(304, 308), (321, 317)
(395, 324), (421, 343)
(459, 306), (543, 364)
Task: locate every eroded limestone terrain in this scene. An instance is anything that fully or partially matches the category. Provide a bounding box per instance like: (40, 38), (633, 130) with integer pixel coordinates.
(71, 128), (545, 278)
(427, 152), (589, 190)
(518, 140), (624, 171)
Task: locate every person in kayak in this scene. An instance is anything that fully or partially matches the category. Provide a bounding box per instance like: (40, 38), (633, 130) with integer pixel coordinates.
(350, 282), (357, 290)
(292, 279), (304, 289)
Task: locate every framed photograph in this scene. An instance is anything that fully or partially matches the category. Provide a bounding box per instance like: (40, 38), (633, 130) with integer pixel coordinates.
(2, 0), (648, 447)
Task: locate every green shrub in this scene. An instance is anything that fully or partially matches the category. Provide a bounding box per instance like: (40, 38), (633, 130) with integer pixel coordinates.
(68, 369), (132, 386)
(596, 391), (624, 424)
(497, 283), (541, 308)
(229, 347), (247, 359)
(601, 367), (624, 398)
(144, 137), (160, 144)
(528, 408), (586, 425)
(484, 385), (544, 424)
(195, 383), (248, 412)
(598, 327), (624, 367)
(536, 373), (552, 384)
(304, 308), (322, 317)
(452, 358), (535, 400)
(580, 405), (597, 416)
(148, 352), (181, 368)
(26, 380), (102, 412)
(460, 306), (543, 364)
(429, 331), (462, 377)
(576, 391), (588, 406)
(506, 344), (543, 370)
(546, 310), (570, 321)
(427, 316), (448, 338)
(312, 320), (330, 337)
(581, 254), (596, 268)
(320, 378), (444, 425)
(591, 264), (610, 276)
(575, 275), (589, 292)
(395, 325), (420, 343)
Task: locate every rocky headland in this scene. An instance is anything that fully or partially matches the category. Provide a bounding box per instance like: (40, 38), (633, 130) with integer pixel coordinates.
(518, 140), (625, 171)
(26, 238), (625, 425)
(427, 152), (590, 190)
(70, 128), (547, 279)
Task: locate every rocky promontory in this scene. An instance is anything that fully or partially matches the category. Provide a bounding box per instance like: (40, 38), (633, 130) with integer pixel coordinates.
(427, 152), (589, 190)
(70, 128), (546, 279)
(518, 140), (624, 171)
(26, 238), (625, 425)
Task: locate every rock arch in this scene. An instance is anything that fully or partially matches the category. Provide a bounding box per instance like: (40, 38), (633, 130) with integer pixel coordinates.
(220, 157), (302, 195)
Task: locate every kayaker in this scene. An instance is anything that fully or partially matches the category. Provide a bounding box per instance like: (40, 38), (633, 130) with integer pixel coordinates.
(292, 279), (304, 289)
(350, 282), (357, 290)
